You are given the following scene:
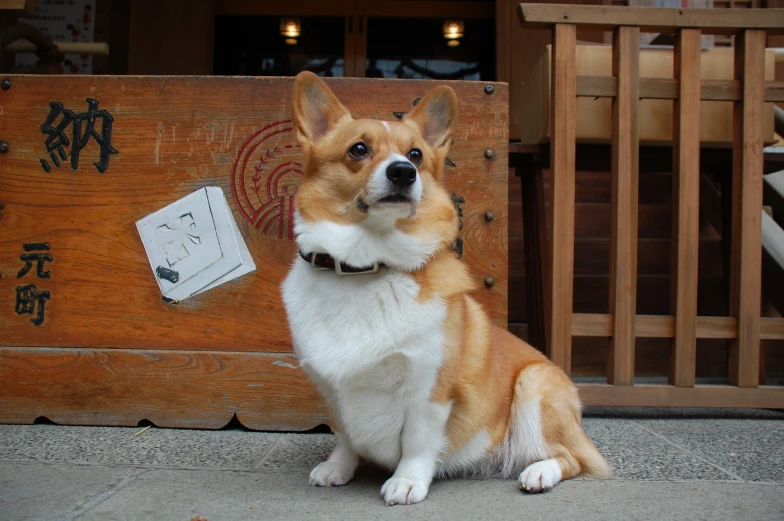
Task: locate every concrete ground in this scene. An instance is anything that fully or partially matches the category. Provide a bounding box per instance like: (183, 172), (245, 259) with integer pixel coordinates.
(1, 407), (783, 521)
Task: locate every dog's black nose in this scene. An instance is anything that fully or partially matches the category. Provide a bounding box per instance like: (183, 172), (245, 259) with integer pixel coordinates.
(386, 161), (417, 188)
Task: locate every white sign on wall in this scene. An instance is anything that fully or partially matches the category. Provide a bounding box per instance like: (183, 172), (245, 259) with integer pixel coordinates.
(14, 0), (97, 74)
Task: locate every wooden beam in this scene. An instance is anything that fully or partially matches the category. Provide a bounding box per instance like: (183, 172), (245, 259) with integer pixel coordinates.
(517, 3), (784, 35)
(730, 30), (766, 389)
(547, 23), (577, 375)
(573, 314), (784, 340)
(578, 383), (784, 408)
(3, 41), (110, 55)
(216, 0), (354, 16)
(216, 1), (493, 18)
(361, 1), (494, 18)
(575, 76), (784, 102)
(669, 29), (701, 388)
(607, 26), (640, 387)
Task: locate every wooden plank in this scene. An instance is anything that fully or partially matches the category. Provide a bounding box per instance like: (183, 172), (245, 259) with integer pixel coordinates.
(578, 383), (784, 408)
(574, 314), (730, 338)
(0, 76), (509, 351)
(521, 45), (777, 146)
(548, 23), (577, 375)
(730, 30), (766, 388)
(607, 26), (639, 386)
(0, 347), (328, 430)
(517, 3), (784, 35)
(573, 313), (784, 340)
(0, 0), (36, 16)
(669, 29), (702, 388)
(762, 317), (784, 340)
(576, 76), (784, 102)
(4, 41), (110, 55)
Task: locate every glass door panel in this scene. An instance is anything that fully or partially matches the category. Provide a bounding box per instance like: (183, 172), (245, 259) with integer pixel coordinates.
(363, 17), (494, 80)
(214, 15), (347, 77)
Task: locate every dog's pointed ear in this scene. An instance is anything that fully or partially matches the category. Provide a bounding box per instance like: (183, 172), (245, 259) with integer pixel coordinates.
(403, 86), (458, 151)
(291, 71), (350, 148)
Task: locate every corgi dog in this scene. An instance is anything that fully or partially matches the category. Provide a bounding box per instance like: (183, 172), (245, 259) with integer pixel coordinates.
(280, 71), (611, 506)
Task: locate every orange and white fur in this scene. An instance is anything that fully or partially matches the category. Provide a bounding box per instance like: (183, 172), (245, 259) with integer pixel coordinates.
(281, 71), (611, 506)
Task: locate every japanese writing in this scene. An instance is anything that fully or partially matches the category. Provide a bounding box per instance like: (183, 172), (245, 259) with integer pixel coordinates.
(40, 98), (117, 174)
(15, 242), (53, 326)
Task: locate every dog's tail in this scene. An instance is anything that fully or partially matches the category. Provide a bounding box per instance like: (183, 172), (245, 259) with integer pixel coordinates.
(575, 429), (612, 478)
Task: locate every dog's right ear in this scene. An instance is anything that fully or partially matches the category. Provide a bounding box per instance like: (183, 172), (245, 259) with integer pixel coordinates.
(291, 71), (350, 148)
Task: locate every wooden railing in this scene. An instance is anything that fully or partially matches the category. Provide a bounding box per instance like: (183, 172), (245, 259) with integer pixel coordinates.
(518, 3), (784, 408)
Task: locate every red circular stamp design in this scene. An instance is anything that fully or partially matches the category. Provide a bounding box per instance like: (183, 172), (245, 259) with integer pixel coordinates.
(231, 120), (303, 240)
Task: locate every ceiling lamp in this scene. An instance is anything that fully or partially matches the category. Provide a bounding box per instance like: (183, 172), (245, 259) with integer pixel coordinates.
(443, 20), (464, 40)
(280, 18), (301, 38)
(447, 40), (460, 47)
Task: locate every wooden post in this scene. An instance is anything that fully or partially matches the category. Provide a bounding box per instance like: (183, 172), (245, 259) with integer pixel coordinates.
(730, 29), (766, 388)
(669, 29), (702, 387)
(607, 26), (640, 386)
(548, 23), (577, 374)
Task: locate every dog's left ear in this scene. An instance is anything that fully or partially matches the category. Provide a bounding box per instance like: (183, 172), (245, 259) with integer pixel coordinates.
(403, 85), (458, 152)
(291, 71), (351, 148)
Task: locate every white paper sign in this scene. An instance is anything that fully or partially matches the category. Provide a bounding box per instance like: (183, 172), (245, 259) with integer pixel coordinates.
(14, 0), (97, 74)
(136, 187), (256, 302)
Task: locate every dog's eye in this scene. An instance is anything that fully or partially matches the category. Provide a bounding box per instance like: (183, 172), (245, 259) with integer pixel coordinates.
(348, 142), (369, 159)
(408, 148), (423, 165)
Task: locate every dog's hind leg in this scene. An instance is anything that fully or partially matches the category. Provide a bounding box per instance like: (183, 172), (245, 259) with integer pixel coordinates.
(505, 363), (611, 493)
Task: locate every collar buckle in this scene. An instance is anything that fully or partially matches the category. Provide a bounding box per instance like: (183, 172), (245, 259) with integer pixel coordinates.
(310, 253), (332, 270)
(334, 261), (380, 277)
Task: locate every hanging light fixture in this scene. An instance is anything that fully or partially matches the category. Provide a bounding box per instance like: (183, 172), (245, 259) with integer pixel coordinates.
(443, 20), (464, 40)
(280, 17), (301, 38)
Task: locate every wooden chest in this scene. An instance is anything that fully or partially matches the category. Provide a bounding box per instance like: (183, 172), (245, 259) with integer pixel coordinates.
(0, 76), (509, 429)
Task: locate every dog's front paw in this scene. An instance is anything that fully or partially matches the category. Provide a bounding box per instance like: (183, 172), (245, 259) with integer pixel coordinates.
(380, 477), (429, 506)
(309, 461), (355, 487)
(519, 459), (563, 493)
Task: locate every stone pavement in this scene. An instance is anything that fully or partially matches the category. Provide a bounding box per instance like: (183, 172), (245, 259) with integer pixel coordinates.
(1, 407), (783, 521)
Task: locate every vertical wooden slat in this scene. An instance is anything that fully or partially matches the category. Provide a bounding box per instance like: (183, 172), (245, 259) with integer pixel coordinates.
(496, 0), (512, 83)
(730, 29), (766, 388)
(669, 29), (702, 387)
(344, 13), (356, 77)
(607, 26), (640, 386)
(548, 23), (577, 375)
(354, 14), (368, 77)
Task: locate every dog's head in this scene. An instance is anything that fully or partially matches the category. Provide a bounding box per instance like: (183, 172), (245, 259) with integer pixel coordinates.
(290, 71), (459, 271)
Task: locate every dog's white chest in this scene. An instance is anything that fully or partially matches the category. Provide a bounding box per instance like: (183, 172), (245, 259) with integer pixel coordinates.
(281, 259), (448, 467)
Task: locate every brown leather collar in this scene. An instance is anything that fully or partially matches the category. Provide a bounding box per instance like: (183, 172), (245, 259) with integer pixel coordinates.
(299, 250), (382, 276)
